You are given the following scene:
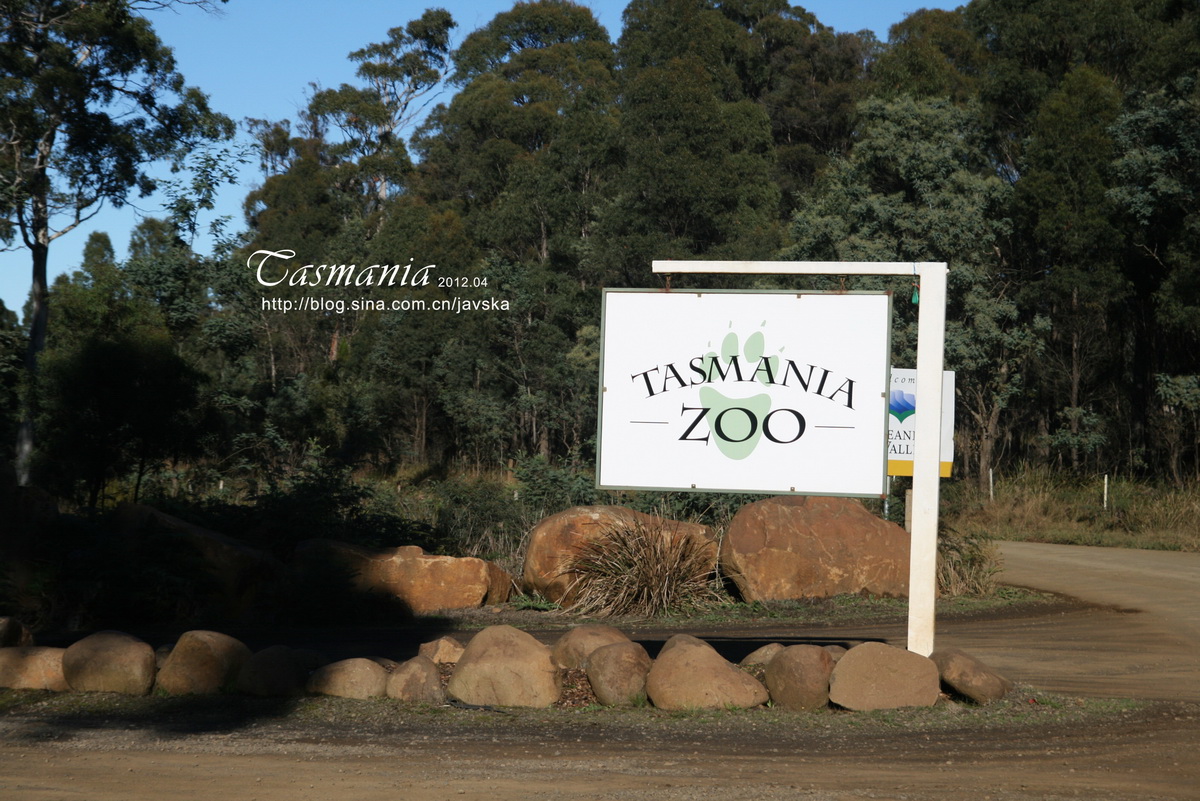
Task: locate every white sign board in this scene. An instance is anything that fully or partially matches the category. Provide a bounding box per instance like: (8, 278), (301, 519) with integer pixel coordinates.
(887, 369), (955, 477)
(597, 290), (892, 497)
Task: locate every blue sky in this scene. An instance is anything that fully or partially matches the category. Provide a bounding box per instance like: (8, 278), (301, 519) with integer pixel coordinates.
(1, 1), (959, 314)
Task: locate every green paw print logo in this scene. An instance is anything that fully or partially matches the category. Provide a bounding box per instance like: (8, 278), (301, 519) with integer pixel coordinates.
(699, 324), (779, 460)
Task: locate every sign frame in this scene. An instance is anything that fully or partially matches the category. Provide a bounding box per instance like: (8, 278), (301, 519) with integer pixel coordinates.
(596, 288), (894, 499)
(649, 260), (948, 657)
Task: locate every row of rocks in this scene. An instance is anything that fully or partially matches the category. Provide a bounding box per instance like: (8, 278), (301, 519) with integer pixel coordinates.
(0, 622), (1012, 711)
(111, 496), (910, 618)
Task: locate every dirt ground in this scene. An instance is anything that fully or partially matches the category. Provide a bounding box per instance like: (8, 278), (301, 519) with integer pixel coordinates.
(2, 542), (1199, 800)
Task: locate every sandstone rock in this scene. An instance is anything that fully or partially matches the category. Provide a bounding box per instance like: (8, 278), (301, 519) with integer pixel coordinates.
(386, 655), (444, 704)
(552, 625), (631, 669)
(0, 617), (33, 647)
(116, 503), (282, 615)
(368, 656), (401, 672)
(419, 636), (465, 664)
(931, 648), (1013, 705)
(447, 625), (561, 708)
(585, 641), (652, 707)
(764, 645), (834, 711)
(157, 630), (252, 696)
(294, 540), (511, 614)
(63, 631), (156, 695)
(645, 634), (768, 711)
(828, 642), (939, 711)
(522, 507), (716, 604)
(740, 642), (785, 667)
(307, 658), (388, 699)
(236, 645), (326, 697)
(720, 496), (909, 601)
(824, 645), (848, 662)
(0, 647), (69, 691)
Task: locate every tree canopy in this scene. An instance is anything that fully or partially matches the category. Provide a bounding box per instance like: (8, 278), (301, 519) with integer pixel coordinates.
(6, 0), (1200, 509)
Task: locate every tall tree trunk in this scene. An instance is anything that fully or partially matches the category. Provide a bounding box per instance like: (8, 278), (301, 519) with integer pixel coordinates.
(15, 216), (51, 487)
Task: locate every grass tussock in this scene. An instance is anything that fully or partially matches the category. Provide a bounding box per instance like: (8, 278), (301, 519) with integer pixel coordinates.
(562, 520), (723, 617)
(937, 524), (1000, 597)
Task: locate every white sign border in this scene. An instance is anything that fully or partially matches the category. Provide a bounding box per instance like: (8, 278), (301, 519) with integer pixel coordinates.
(595, 288), (894, 499)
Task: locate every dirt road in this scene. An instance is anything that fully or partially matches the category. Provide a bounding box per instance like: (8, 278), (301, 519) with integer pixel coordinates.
(2, 542), (1198, 800)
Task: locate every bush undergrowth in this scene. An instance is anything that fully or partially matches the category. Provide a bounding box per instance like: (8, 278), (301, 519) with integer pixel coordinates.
(944, 465), (1200, 551)
(562, 519), (723, 617)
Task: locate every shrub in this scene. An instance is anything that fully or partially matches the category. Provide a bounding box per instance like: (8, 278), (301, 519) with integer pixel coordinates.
(562, 519), (722, 617)
(937, 523), (1000, 597)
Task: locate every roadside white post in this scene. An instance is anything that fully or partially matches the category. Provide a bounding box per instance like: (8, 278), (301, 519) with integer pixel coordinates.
(650, 260), (947, 655)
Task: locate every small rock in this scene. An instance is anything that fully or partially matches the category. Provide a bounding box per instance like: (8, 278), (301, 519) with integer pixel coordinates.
(764, 645), (834, 711)
(0, 646), (69, 691)
(585, 641), (651, 707)
(419, 636), (465, 664)
(157, 630), (252, 695)
(236, 645), (325, 697)
(63, 631), (156, 696)
(386, 656), (444, 704)
(552, 625), (630, 669)
(931, 648), (1013, 705)
(646, 634), (768, 711)
(740, 643), (785, 667)
(307, 658), (388, 699)
(828, 642), (939, 711)
(447, 625), (561, 708)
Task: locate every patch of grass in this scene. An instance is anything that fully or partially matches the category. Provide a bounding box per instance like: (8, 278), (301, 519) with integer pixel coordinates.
(944, 466), (1200, 552)
(508, 594), (560, 612)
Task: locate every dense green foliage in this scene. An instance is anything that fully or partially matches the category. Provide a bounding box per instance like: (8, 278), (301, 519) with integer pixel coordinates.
(5, 0), (1200, 518)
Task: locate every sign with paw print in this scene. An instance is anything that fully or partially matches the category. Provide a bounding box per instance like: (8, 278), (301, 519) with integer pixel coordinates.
(597, 289), (892, 497)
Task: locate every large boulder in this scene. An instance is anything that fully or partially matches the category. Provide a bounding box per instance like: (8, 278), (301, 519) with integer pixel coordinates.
(585, 641), (652, 707)
(645, 634), (768, 711)
(523, 506), (716, 604)
(294, 540), (511, 614)
(115, 503), (283, 615)
(236, 645), (326, 697)
(720, 496), (909, 601)
(764, 645), (835, 711)
(63, 631), (156, 695)
(157, 630), (252, 696)
(931, 648), (1013, 705)
(0, 647), (69, 691)
(551, 625), (631, 669)
(828, 642), (940, 711)
(386, 655), (444, 705)
(446, 625), (561, 708)
(307, 658), (389, 699)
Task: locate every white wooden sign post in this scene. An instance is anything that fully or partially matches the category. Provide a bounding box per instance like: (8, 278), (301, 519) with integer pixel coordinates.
(650, 260), (948, 656)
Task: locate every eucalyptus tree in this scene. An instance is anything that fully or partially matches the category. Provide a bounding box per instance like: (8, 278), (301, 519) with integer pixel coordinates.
(1012, 66), (1126, 471)
(306, 8), (456, 215)
(1110, 73), (1200, 479)
(415, 0), (618, 272)
(785, 96), (1045, 487)
(591, 0), (780, 286)
(0, 0), (232, 482)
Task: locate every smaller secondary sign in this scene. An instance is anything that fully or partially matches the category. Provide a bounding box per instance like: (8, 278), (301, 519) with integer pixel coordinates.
(887, 369), (955, 477)
(597, 290), (892, 497)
